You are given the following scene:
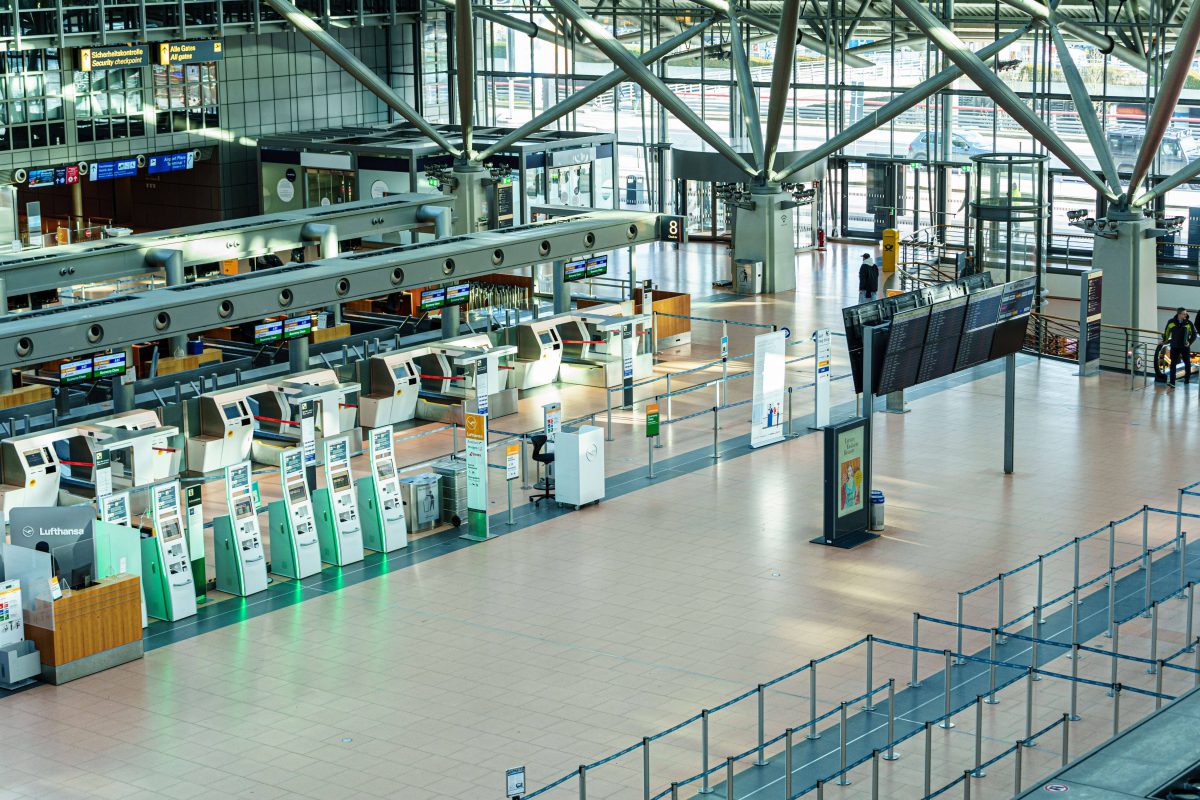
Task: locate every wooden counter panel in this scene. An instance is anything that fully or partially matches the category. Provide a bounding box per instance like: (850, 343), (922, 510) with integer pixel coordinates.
(25, 575), (143, 667)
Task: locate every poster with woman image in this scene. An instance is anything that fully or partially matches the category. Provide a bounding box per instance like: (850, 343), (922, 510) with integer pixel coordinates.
(837, 426), (865, 517)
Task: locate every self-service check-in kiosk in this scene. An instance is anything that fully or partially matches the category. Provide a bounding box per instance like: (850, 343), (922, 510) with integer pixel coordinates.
(360, 352), (421, 428)
(312, 435), (364, 566)
(213, 461), (269, 596)
(56, 411), (181, 510)
(416, 343), (519, 423)
(281, 369), (360, 438)
(356, 425), (408, 552)
(186, 391), (255, 474)
(511, 319), (565, 389)
(443, 333), (518, 417)
(267, 447), (322, 579)
(0, 431), (62, 521)
(141, 481), (198, 622)
(97, 491), (148, 627)
(557, 310), (653, 388)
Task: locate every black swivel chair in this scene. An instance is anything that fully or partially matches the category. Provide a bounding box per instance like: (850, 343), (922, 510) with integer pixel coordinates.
(528, 434), (556, 505)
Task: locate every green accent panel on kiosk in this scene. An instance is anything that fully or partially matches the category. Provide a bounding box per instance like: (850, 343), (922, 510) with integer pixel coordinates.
(355, 476), (385, 553)
(140, 536), (169, 621)
(311, 488), (340, 565)
(212, 515), (243, 595)
(465, 509), (491, 541)
(94, 521), (142, 580)
(191, 558), (206, 603)
(266, 500), (300, 579)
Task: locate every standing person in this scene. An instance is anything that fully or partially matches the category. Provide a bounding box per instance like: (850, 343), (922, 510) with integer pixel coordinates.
(1163, 307), (1197, 386)
(858, 253), (880, 302)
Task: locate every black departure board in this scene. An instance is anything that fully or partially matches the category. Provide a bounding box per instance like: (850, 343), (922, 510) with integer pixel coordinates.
(997, 276), (1036, 320)
(961, 285), (1005, 331)
(915, 295), (968, 384)
(955, 325), (996, 370)
(989, 316), (1031, 359)
(876, 307), (930, 395)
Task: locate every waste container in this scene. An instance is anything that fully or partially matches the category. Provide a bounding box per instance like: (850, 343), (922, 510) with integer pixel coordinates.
(733, 259), (764, 294)
(869, 490), (885, 531)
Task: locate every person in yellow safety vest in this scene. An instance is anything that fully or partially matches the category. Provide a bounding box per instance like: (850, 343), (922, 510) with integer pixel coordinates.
(1163, 307), (1197, 386)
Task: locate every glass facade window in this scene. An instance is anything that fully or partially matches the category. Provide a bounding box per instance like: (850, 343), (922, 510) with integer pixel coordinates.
(74, 67), (145, 143)
(152, 62), (219, 133)
(0, 50), (66, 152)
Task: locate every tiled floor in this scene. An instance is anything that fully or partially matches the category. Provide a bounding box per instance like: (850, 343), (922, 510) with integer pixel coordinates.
(5, 242), (1198, 800)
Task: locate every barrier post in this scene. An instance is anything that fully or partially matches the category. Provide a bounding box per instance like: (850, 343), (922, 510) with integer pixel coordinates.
(816, 779), (824, 800)
(1156, 662), (1165, 710)
(714, 377), (721, 420)
(1036, 555), (1045, 622)
(579, 765), (587, 800)
(711, 407), (719, 460)
(1070, 644), (1081, 720)
(755, 685), (767, 766)
(1143, 507), (1153, 618)
(1024, 668), (1035, 744)
(507, 479), (514, 525)
(1072, 537), (1081, 596)
(1178, 489), (1185, 540)
(871, 750), (880, 800)
(1070, 588), (1081, 658)
(451, 422), (458, 458)
(963, 769), (972, 800)
(972, 695), (986, 777)
(837, 702), (851, 785)
(923, 721), (933, 797)
(910, 613), (921, 687)
(521, 436), (532, 490)
(807, 660), (820, 740)
(1061, 713), (1070, 765)
(1148, 601), (1160, 674)
(1013, 740), (1024, 794)
(939, 650), (955, 729)
(606, 389), (613, 441)
(1179, 532), (1189, 597)
(955, 594), (965, 665)
(665, 373), (672, 423)
(787, 386), (795, 438)
(647, 437), (655, 479)
(1108, 622), (1120, 697)
(670, 783), (679, 800)
(1031, 610), (1042, 681)
(643, 738), (651, 800)
(725, 757), (734, 800)
(1108, 520), (1116, 570)
(1194, 638), (1200, 684)
(884, 678), (900, 760)
(1187, 583), (1196, 650)
(784, 728), (794, 798)
(1112, 683), (1122, 736)
(700, 709), (713, 794)
(987, 629), (999, 702)
(1107, 568), (1116, 639)
(997, 574), (1008, 643)
(863, 635), (875, 711)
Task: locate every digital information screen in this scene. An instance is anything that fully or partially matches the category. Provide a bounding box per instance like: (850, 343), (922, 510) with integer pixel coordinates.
(419, 287), (445, 311)
(997, 276), (1036, 320)
(445, 284), (470, 305)
(563, 258), (587, 282)
(585, 255), (608, 277)
(875, 307), (930, 396)
(27, 168), (55, 188)
(60, 357), (94, 384)
(914, 295), (968, 385)
(93, 352), (127, 378)
(989, 316), (1031, 360)
(254, 320), (283, 344)
(283, 315), (312, 339)
(955, 286), (1005, 371)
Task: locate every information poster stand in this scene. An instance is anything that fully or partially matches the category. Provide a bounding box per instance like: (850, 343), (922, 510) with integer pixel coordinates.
(812, 416), (879, 549)
(812, 329), (831, 429)
(461, 412), (493, 541)
(1077, 269), (1102, 377)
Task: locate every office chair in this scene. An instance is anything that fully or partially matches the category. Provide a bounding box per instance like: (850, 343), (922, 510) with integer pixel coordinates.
(528, 434), (555, 506)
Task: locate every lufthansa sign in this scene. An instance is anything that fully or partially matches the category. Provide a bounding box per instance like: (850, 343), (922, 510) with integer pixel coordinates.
(158, 40), (223, 65)
(79, 45), (151, 71)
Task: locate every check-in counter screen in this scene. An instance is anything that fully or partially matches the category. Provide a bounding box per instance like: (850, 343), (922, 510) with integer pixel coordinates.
(234, 498), (254, 518)
(377, 461), (395, 479)
(331, 471), (351, 491)
(24, 449), (45, 468)
(393, 365), (410, 379)
(223, 404), (242, 420)
(538, 332), (554, 345)
(160, 520), (182, 541)
(287, 482), (306, 503)
(155, 485), (178, 512)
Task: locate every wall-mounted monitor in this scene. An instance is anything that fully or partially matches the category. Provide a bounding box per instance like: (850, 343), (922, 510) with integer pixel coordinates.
(93, 352), (127, 378)
(419, 288), (446, 311)
(60, 357), (95, 384)
(254, 320), (283, 344)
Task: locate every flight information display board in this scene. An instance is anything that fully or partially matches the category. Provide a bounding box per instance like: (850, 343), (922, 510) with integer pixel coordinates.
(843, 273), (1032, 397)
(875, 307), (930, 395)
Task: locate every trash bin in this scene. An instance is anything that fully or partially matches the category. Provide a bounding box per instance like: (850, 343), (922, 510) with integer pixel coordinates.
(869, 490), (885, 531)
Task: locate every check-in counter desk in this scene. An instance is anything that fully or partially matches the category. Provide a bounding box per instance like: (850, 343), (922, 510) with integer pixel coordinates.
(54, 410), (181, 511)
(186, 369), (360, 472)
(23, 573), (143, 685)
(556, 309), (653, 388)
(413, 343), (518, 423)
(0, 430), (63, 522)
(360, 352), (421, 429)
(511, 319), (565, 390)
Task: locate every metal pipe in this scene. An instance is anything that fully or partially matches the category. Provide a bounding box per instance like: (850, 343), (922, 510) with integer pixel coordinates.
(579, 764), (586, 799)
(1109, 520), (1116, 570)
(726, 3), (765, 171)
(998, 574), (1008, 642)
(784, 728), (794, 798)
(755, 685), (767, 766)
(1136, 156), (1200, 205)
(1024, 668), (1035, 744)
(837, 702), (851, 785)
(701, 709), (712, 794)
(1013, 740), (1023, 793)
(264, 0), (461, 156)
(773, 26), (1028, 181)
(1036, 555), (1044, 622)
(884, 679), (900, 760)
(973, 696), (986, 777)
(891, 0), (1116, 199)
(725, 757), (734, 800)
(808, 660), (820, 740)
(689, 0), (873, 66)
(939, 650), (955, 728)
(1127, 0), (1200, 197)
(871, 749), (880, 799)
(910, 613), (921, 687)
(643, 737), (651, 800)
(475, 20), (713, 161)
(1046, 19), (1123, 192)
(923, 722), (933, 797)
(1112, 683), (1122, 736)
(864, 636), (875, 711)
(1061, 712), (1070, 765)
(454, 0), (474, 157)
(1156, 662), (1165, 710)
(1149, 601), (1160, 673)
(1188, 582), (1196, 650)
(547, 0), (756, 176)
(763, 0), (801, 174)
